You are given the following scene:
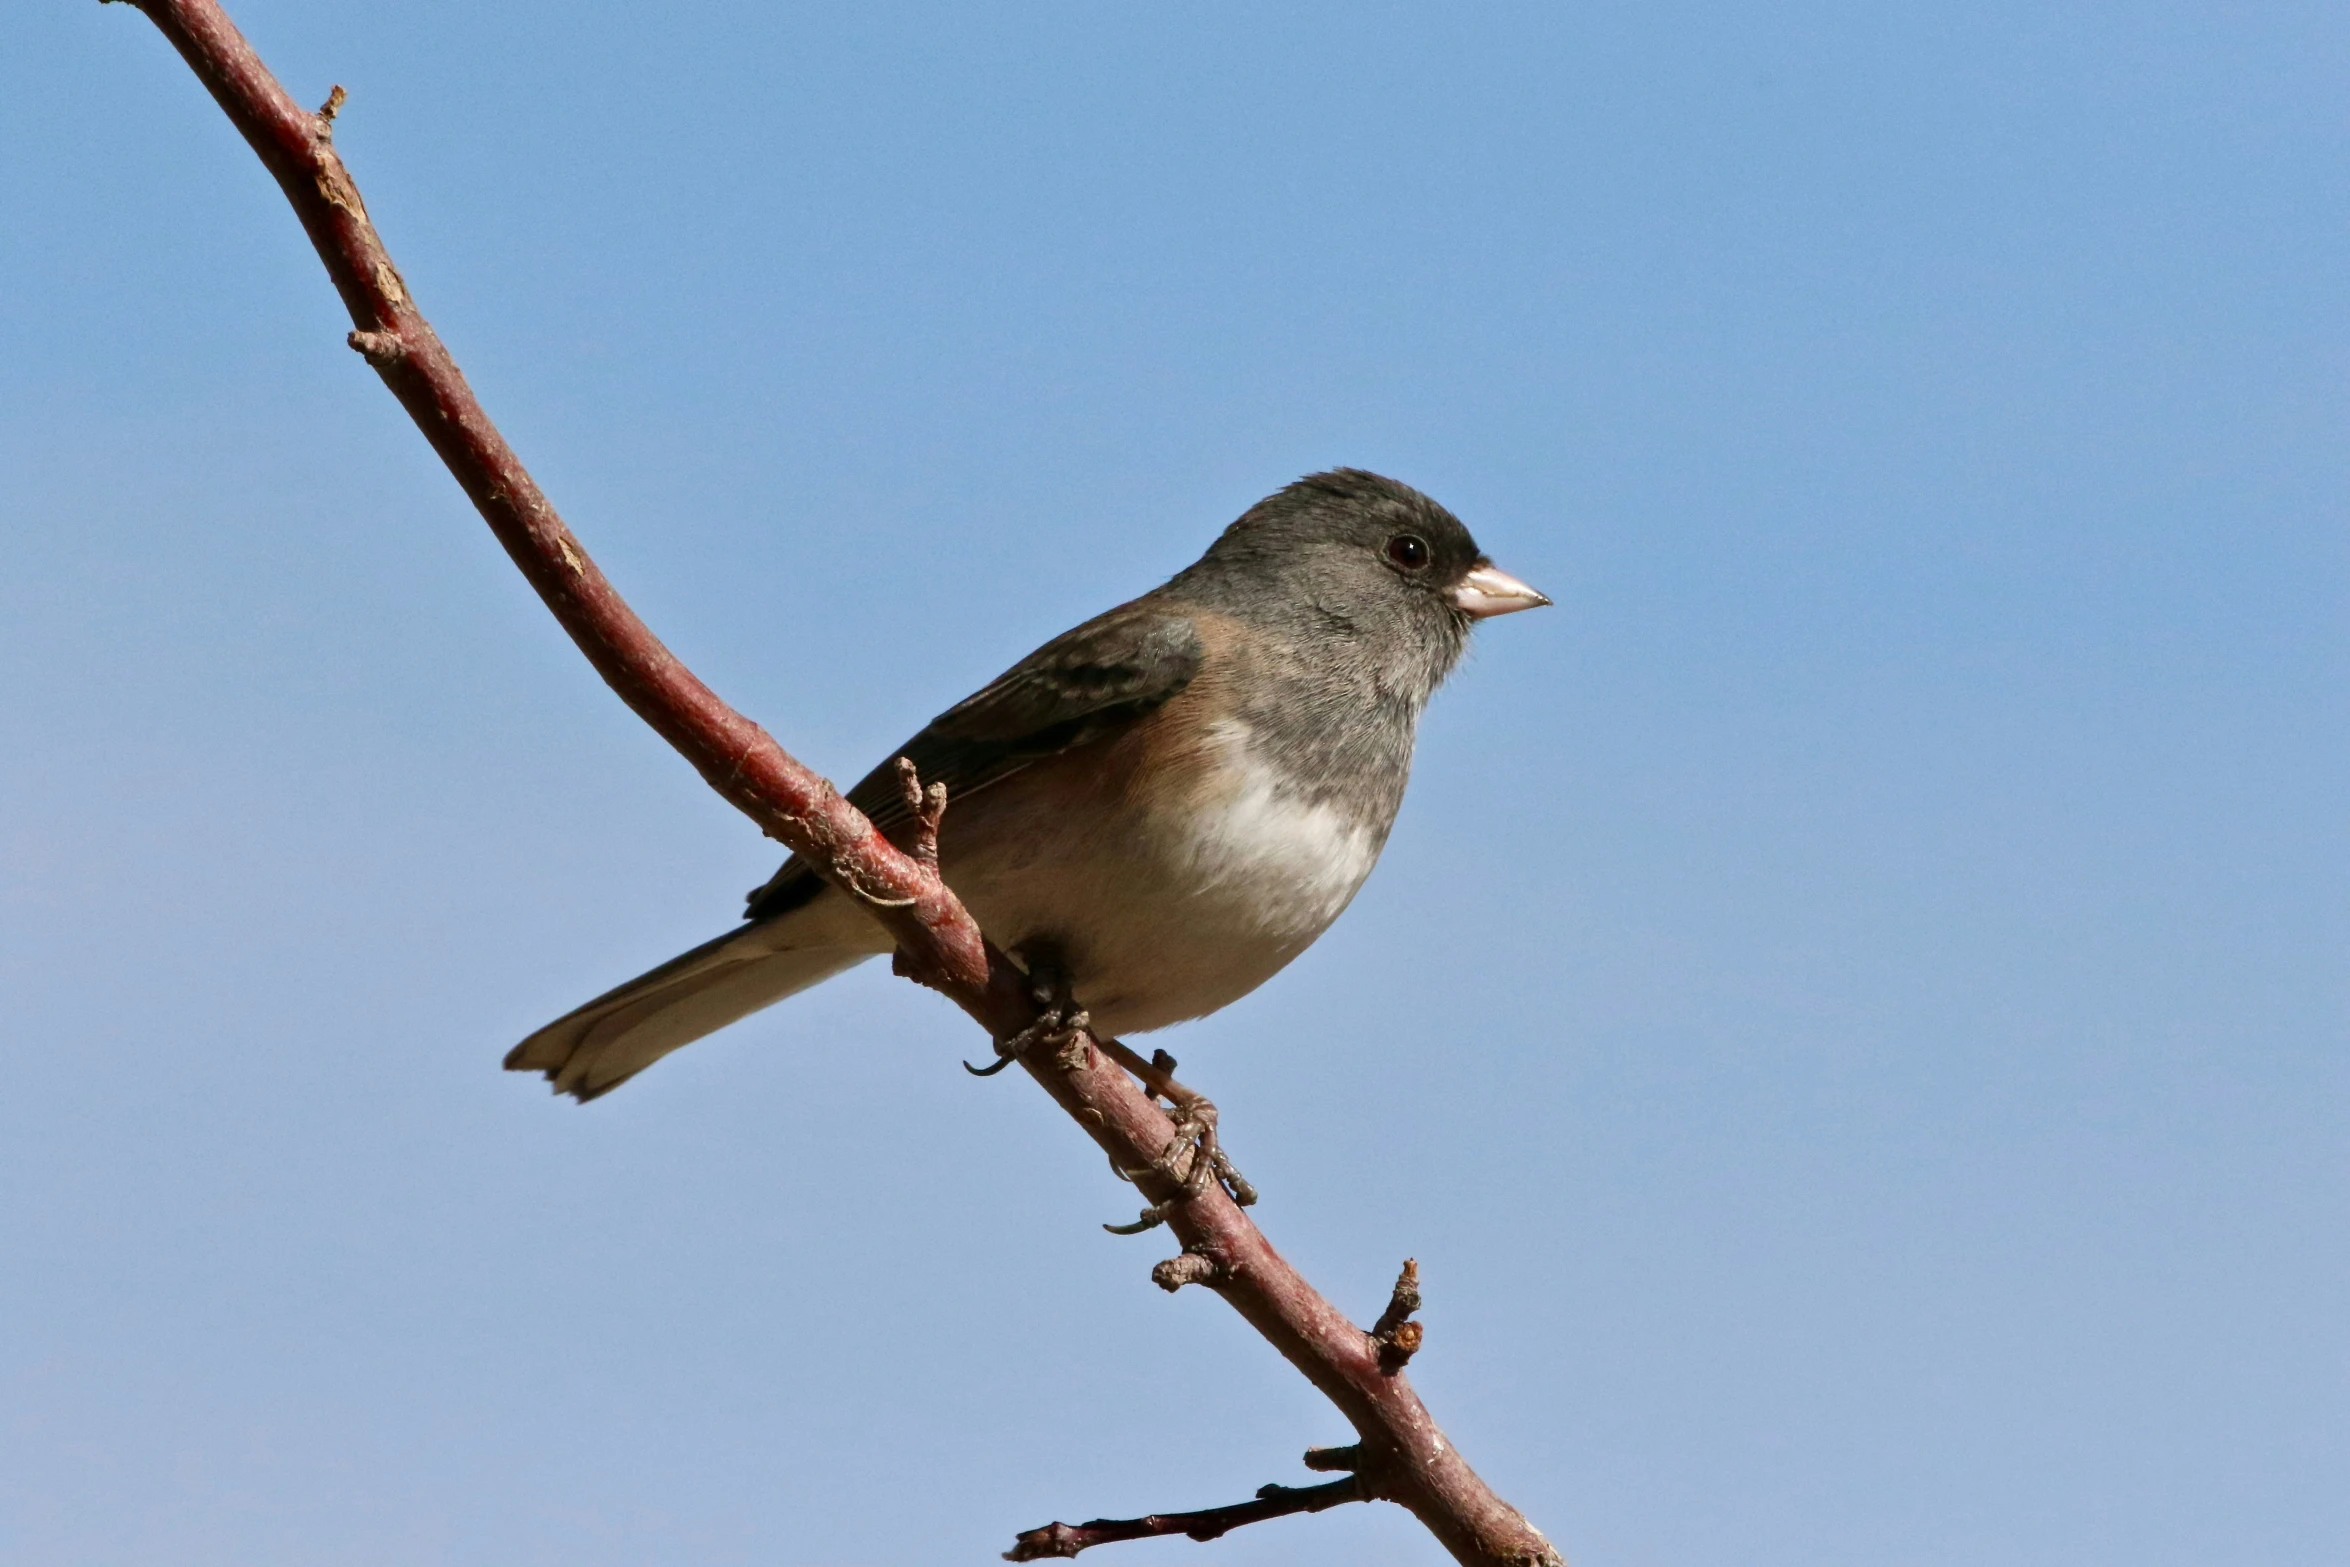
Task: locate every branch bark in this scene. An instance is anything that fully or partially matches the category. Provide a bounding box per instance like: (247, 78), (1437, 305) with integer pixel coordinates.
(106, 4), (1563, 1563)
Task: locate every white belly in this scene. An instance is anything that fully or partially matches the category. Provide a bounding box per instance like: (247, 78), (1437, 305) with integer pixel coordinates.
(947, 719), (1385, 1034)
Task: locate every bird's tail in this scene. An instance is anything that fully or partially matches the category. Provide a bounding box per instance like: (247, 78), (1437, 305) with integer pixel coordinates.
(505, 896), (883, 1102)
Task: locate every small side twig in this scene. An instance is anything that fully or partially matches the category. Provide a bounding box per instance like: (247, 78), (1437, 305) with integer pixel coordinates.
(1005, 1476), (1366, 1561)
(346, 328), (402, 365)
(1151, 1248), (1222, 1292)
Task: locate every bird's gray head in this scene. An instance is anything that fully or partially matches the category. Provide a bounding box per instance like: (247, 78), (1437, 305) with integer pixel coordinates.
(1171, 468), (1547, 704)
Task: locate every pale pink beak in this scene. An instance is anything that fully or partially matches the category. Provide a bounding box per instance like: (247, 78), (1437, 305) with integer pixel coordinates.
(1451, 562), (1551, 619)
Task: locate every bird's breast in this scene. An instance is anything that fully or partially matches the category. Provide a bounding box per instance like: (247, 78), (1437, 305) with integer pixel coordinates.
(1142, 716), (1384, 943)
(939, 713), (1391, 1034)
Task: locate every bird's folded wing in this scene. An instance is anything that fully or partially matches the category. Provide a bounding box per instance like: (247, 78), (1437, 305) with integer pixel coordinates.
(744, 601), (1202, 920)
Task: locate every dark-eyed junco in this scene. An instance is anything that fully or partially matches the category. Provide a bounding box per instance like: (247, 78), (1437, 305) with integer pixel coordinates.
(508, 469), (1547, 1101)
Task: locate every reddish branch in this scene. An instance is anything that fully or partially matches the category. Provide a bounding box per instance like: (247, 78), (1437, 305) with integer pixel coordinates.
(106, 4), (1563, 1564)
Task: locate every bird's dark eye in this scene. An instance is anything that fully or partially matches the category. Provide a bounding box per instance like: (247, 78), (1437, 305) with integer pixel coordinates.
(1385, 534), (1431, 571)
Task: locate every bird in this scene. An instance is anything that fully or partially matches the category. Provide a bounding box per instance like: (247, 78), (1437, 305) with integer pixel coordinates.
(507, 468), (1548, 1103)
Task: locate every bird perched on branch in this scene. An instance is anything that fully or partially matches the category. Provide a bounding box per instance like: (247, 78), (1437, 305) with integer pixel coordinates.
(508, 469), (1547, 1102)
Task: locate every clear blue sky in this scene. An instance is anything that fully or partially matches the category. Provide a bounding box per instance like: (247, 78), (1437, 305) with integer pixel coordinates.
(5, 4), (2343, 1564)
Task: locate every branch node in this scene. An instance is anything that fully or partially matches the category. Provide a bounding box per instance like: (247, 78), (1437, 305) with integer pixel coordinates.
(346, 328), (403, 365)
(316, 83), (346, 124)
(1370, 1257), (1424, 1370)
(1004, 1521), (1085, 1561)
(1151, 1248), (1223, 1292)
(1377, 1319), (1424, 1370)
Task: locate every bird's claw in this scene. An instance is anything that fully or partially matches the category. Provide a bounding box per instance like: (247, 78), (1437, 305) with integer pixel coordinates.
(967, 955), (1259, 1231)
(962, 1002), (1091, 1077)
(965, 949), (1092, 1077)
(1101, 1201), (1174, 1236)
(1097, 1043), (1259, 1233)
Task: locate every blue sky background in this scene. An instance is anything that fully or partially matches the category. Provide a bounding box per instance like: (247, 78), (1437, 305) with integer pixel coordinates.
(4, 3), (2344, 1564)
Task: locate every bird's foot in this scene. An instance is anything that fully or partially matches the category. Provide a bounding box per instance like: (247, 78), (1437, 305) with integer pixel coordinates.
(962, 951), (1255, 1234)
(1099, 1040), (1258, 1235)
(964, 948), (1093, 1077)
